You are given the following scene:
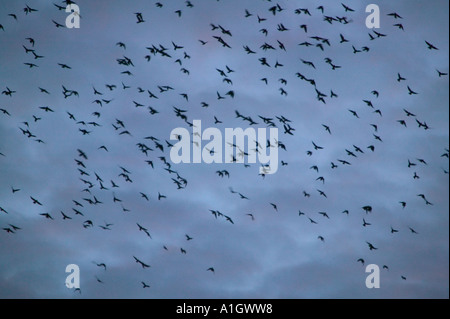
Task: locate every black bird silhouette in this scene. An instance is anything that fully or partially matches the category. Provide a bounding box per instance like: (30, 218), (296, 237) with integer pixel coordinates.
(338, 159), (351, 166)
(0, 0), (444, 298)
(95, 263), (107, 271)
(135, 13), (145, 23)
(52, 20), (65, 28)
(2, 87), (16, 97)
(312, 141), (324, 150)
(394, 23), (404, 30)
(397, 73), (407, 82)
(362, 206), (373, 214)
(24, 63), (38, 68)
(24, 5), (38, 14)
(436, 69), (448, 77)
(137, 223), (152, 238)
(388, 12), (403, 19)
(0, 109), (11, 116)
(348, 109), (359, 118)
(407, 86), (418, 95)
(158, 192), (166, 200)
(225, 216), (234, 224)
(40, 213), (54, 220)
(3, 227), (15, 234)
(374, 31), (387, 38)
(425, 41), (438, 50)
(61, 211), (72, 220)
(319, 212), (329, 219)
(398, 120), (407, 127)
(133, 256), (150, 268)
(30, 196), (42, 206)
(317, 190), (327, 198)
(341, 3), (354, 12)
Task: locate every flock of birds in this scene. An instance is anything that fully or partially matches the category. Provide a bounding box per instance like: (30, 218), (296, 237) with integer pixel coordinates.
(0, 0), (448, 297)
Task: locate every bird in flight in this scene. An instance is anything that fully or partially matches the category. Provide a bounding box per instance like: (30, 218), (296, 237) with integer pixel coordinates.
(407, 86), (418, 95)
(52, 20), (65, 28)
(135, 13), (145, 23)
(341, 3), (354, 12)
(388, 12), (403, 19)
(425, 41), (439, 50)
(137, 223), (152, 238)
(362, 206), (373, 214)
(0, 0), (444, 299)
(133, 256), (150, 268)
(95, 262), (107, 271)
(30, 196), (42, 206)
(397, 73), (407, 82)
(40, 213), (54, 220)
(366, 242), (378, 251)
(3, 227), (15, 234)
(312, 141), (324, 150)
(60, 210), (72, 220)
(270, 203), (278, 212)
(436, 69), (448, 77)
(2, 87), (16, 97)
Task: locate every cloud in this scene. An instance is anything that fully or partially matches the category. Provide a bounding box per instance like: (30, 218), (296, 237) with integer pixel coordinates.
(0, 0), (448, 299)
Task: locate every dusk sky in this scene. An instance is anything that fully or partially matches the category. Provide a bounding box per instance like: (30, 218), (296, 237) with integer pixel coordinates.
(0, 0), (448, 299)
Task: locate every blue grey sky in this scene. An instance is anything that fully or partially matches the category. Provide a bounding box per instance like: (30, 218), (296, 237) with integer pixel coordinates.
(0, 0), (448, 299)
